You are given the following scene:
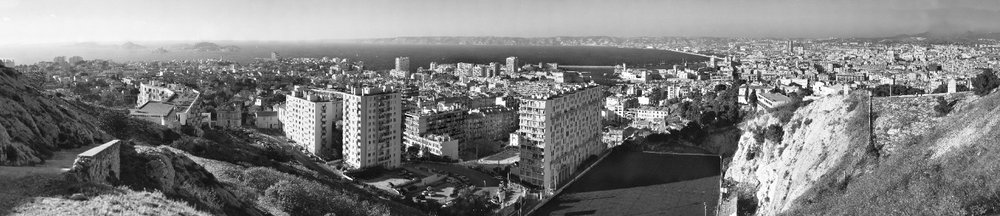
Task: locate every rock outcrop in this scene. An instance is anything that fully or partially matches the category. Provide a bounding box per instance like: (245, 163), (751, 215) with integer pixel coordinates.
(728, 91), (1000, 215)
(726, 94), (872, 216)
(0, 65), (112, 166)
(118, 143), (267, 216)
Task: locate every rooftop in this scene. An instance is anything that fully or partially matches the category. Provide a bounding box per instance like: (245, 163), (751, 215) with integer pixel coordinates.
(514, 82), (601, 101)
(757, 92), (792, 102)
(256, 111), (277, 117)
(130, 102), (175, 116)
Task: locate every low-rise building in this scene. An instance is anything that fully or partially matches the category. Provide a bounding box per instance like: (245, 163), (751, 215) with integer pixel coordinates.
(757, 92), (793, 110)
(215, 106), (243, 129)
(254, 111), (281, 129)
(129, 102), (178, 127)
(132, 81), (201, 127)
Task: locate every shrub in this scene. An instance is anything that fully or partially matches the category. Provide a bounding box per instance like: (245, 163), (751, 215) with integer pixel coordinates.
(98, 110), (131, 139)
(972, 69), (1000, 96)
(871, 84), (926, 97)
(737, 193), (759, 216)
(260, 176), (390, 216)
(241, 167), (296, 192)
(933, 96), (958, 117)
(752, 127), (766, 145)
(262, 180), (326, 216)
(932, 83), (971, 93)
(764, 124), (784, 143)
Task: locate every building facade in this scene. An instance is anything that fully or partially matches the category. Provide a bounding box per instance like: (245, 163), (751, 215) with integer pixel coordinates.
(279, 87), (342, 159)
(403, 103), (467, 160)
(513, 83), (605, 193)
(215, 106), (243, 129)
(506, 56), (519, 73)
(134, 81), (201, 127)
(395, 56), (410, 72)
(341, 86), (403, 169)
(254, 111), (281, 129)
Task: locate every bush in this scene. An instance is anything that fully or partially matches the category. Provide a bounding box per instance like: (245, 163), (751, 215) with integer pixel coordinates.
(972, 69), (1000, 96)
(262, 180), (327, 216)
(764, 124), (784, 143)
(98, 110), (131, 139)
(932, 83), (970, 93)
(933, 96), (958, 117)
(241, 167), (296, 192)
(243, 167), (391, 216)
(752, 127), (766, 145)
(871, 84), (926, 97)
(737, 193), (759, 216)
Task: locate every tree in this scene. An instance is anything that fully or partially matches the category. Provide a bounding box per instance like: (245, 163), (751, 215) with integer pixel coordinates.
(972, 69), (1000, 96)
(748, 89), (759, 109)
(764, 124), (784, 143)
(441, 187), (499, 216)
(769, 86), (784, 94)
(98, 111), (131, 139)
(932, 83), (970, 93)
(933, 96), (957, 117)
(714, 84), (728, 92)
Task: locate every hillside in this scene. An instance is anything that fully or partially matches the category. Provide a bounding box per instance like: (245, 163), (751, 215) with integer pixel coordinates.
(0, 65), (112, 166)
(1, 64), (419, 215)
(725, 93), (872, 216)
(727, 91), (1000, 215)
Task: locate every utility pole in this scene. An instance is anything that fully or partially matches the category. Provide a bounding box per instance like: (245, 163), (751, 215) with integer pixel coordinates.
(703, 202), (708, 216)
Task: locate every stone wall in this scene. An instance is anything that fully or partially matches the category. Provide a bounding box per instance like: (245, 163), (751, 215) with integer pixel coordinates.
(66, 140), (121, 184)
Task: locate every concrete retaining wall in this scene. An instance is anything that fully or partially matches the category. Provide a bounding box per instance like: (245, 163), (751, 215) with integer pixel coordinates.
(66, 140), (121, 184)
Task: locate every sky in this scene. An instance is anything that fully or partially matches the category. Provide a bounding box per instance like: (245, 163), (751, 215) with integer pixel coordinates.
(1, 0), (1000, 45)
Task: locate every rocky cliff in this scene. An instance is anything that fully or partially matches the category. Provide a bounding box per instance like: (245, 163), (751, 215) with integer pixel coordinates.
(728, 91), (1000, 215)
(0, 65), (112, 166)
(726, 93), (872, 216)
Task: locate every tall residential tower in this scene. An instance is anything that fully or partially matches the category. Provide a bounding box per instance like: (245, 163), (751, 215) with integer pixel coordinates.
(512, 83), (604, 193)
(506, 56), (519, 73)
(340, 86), (403, 169)
(278, 86), (342, 158)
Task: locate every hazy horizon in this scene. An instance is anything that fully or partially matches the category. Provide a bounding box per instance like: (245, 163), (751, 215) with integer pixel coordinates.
(2, 0), (1000, 45)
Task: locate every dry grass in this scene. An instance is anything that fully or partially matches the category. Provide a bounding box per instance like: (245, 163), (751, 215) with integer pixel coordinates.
(0, 174), (208, 216)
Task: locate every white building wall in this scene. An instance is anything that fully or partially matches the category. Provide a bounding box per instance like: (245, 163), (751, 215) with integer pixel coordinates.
(342, 89), (402, 170)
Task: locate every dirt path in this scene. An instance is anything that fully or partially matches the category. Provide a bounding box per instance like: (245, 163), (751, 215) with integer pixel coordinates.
(0, 143), (101, 179)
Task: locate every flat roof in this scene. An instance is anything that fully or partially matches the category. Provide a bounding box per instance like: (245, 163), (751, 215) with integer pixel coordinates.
(758, 92), (792, 102)
(256, 111), (278, 117)
(532, 150), (721, 216)
(130, 102), (175, 116)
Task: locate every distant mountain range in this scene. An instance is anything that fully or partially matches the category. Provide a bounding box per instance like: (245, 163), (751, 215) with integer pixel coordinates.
(353, 33), (1000, 46)
(66, 41), (241, 53)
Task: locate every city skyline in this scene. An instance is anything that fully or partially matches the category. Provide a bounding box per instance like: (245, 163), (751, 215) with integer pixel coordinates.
(2, 0), (1000, 45)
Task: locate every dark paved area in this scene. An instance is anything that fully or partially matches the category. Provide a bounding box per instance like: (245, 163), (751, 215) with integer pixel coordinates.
(533, 150), (722, 216)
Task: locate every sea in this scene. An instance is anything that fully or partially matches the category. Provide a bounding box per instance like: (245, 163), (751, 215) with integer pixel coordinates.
(0, 42), (708, 71)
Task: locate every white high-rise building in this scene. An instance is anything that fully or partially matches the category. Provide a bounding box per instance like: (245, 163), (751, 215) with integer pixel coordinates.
(340, 86), (403, 169)
(513, 83), (604, 193)
(395, 57), (410, 72)
(278, 86), (342, 158)
(506, 56), (519, 73)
